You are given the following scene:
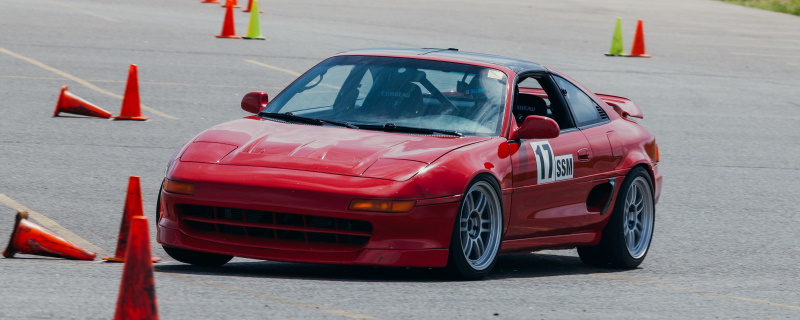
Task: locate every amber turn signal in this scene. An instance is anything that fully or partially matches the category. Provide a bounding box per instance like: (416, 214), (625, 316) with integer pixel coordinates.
(163, 179), (195, 195)
(349, 199), (415, 213)
(655, 144), (660, 163)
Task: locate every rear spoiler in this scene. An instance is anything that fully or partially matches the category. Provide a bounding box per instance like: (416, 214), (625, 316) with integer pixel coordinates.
(595, 93), (643, 119)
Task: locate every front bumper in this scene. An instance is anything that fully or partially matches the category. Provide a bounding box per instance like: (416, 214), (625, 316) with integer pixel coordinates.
(158, 225), (449, 267)
(157, 162), (461, 267)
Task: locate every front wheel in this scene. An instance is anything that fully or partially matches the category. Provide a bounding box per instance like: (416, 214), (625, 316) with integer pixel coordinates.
(445, 177), (504, 280)
(578, 167), (655, 269)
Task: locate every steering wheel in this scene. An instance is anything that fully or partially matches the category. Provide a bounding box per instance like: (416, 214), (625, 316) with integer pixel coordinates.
(418, 76), (459, 113)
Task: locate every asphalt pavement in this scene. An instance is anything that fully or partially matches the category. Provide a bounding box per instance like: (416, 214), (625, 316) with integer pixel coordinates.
(1, 0), (799, 319)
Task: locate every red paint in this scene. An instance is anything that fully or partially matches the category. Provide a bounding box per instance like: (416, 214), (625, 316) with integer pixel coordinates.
(157, 49), (661, 268)
(595, 93), (644, 119)
(241, 91), (268, 114)
(509, 115), (560, 140)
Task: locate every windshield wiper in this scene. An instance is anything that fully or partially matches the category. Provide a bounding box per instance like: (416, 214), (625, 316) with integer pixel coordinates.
(261, 112), (358, 129)
(358, 123), (463, 137)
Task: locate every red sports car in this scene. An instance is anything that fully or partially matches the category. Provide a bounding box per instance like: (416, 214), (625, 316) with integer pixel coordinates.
(157, 48), (661, 279)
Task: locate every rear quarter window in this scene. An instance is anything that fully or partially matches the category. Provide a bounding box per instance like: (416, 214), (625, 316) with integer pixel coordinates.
(554, 76), (605, 127)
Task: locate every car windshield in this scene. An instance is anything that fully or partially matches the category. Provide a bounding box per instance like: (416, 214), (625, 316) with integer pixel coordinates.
(263, 55), (509, 137)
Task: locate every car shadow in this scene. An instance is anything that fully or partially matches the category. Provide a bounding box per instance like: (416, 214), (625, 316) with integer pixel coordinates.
(153, 251), (629, 283)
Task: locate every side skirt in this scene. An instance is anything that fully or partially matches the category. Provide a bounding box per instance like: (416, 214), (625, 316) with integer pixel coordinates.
(499, 232), (601, 253)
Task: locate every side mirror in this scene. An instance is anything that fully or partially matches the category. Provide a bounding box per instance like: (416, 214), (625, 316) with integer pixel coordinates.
(241, 92), (269, 114)
(510, 115), (560, 140)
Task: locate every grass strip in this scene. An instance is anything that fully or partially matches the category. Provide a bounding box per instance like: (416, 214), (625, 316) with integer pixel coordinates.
(719, 0), (800, 16)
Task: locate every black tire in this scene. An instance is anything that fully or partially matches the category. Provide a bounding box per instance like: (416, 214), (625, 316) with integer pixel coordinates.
(163, 245), (233, 267)
(445, 176), (504, 280)
(578, 167), (655, 269)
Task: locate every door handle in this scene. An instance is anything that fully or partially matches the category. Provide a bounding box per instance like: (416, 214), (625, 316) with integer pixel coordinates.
(577, 148), (590, 161)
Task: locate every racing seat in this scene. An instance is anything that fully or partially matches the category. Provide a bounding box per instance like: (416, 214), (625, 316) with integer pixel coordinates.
(362, 71), (425, 118)
(513, 93), (549, 124)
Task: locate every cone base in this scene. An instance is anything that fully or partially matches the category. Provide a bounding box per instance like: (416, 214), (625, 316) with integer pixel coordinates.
(215, 35), (243, 39)
(627, 54), (651, 58)
(54, 112), (113, 119)
(55, 110), (113, 119)
(242, 36), (265, 40)
(604, 53), (625, 56)
(3, 211), (28, 258)
(103, 256), (162, 263)
(112, 115), (150, 121)
(53, 86), (68, 117)
(243, 10), (264, 13)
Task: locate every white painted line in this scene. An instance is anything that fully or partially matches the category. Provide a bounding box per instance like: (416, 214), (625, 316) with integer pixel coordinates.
(245, 59), (341, 90)
(0, 47), (178, 120)
(46, 0), (121, 23)
(0, 75), (280, 89)
(244, 59), (303, 76)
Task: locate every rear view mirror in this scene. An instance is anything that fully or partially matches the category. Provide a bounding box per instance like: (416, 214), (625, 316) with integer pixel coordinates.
(456, 80), (469, 93)
(241, 92), (269, 114)
(510, 115), (560, 140)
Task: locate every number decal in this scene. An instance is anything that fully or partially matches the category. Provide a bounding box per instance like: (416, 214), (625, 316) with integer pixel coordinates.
(531, 141), (555, 183)
(530, 141), (574, 184)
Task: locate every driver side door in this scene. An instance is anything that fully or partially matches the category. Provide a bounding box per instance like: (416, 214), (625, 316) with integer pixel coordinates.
(507, 74), (596, 239)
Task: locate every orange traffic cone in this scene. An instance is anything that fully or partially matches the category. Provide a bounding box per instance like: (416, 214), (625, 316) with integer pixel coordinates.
(113, 65), (149, 121)
(113, 216), (159, 320)
(221, 0), (240, 8)
(201, 0), (220, 3)
(242, 0), (263, 13)
(216, 0), (242, 39)
(3, 210), (96, 260)
(104, 176), (161, 263)
(628, 20), (651, 58)
(53, 85), (113, 118)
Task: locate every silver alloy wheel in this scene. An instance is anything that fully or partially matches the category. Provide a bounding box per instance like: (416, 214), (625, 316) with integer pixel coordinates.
(458, 181), (502, 271)
(623, 176), (654, 259)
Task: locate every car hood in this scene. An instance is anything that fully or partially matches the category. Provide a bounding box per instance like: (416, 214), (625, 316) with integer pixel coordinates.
(182, 118), (489, 178)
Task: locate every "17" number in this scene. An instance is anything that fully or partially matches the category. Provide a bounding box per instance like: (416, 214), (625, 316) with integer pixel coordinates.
(533, 142), (554, 182)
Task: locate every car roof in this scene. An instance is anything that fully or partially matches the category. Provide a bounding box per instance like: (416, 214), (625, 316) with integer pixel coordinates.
(337, 48), (548, 74)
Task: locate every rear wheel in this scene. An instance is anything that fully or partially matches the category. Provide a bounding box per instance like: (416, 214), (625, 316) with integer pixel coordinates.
(163, 246), (233, 267)
(445, 177), (503, 280)
(578, 167), (655, 268)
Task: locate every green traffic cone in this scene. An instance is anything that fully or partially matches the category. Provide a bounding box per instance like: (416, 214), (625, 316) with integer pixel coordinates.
(605, 18), (624, 56)
(243, 0), (265, 40)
